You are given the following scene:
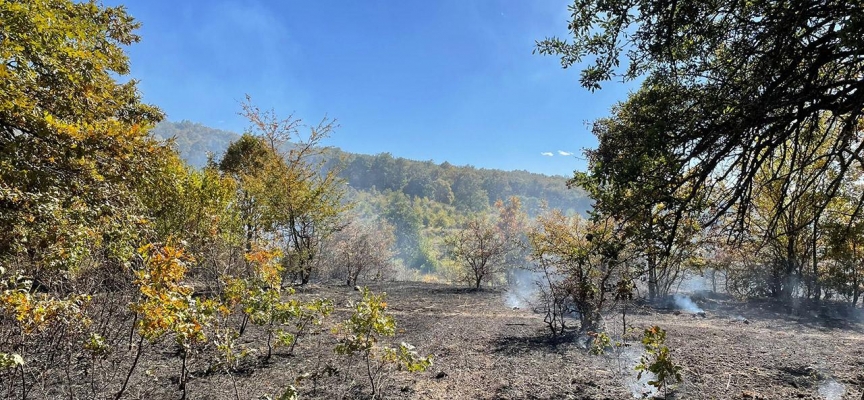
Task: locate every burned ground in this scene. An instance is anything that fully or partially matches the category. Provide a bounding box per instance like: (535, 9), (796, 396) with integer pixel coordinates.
(97, 282), (863, 399)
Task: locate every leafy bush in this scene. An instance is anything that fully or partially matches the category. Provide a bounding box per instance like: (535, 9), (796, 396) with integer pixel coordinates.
(528, 210), (627, 334)
(334, 287), (432, 398)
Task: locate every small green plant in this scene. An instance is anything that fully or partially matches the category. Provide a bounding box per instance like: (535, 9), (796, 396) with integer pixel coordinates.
(334, 287), (432, 399)
(224, 247), (333, 361)
(635, 326), (682, 398)
(589, 331), (613, 355)
(129, 242), (219, 399)
(259, 385), (299, 400)
(0, 353), (24, 370)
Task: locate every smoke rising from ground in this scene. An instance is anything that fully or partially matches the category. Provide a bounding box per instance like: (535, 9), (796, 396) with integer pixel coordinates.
(672, 294), (704, 313)
(817, 379), (845, 400)
(616, 346), (659, 399)
(505, 269), (541, 309)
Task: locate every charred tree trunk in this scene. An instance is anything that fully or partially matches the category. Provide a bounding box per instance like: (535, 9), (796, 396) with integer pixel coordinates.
(812, 218), (821, 300)
(647, 254), (658, 301)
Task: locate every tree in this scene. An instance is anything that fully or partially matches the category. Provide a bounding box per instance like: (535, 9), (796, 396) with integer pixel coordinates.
(217, 98), (348, 285)
(495, 197), (530, 284)
(319, 215), (396, 286)
(447, 216), (507, 289)
(539, 1), (864, 247)
(822, 165), (864, 305)
(0, 0), (163, 283)
(571, 91), (707, 300)
(140, 150), (243, 287)
(528, 210), (627, 333)
(218, 134), (273, 253)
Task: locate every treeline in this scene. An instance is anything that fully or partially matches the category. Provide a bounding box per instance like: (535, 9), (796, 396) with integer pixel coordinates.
(151, 120), (239, 168)
(531, 0), (864, 317)
(152, 121), (592, 216)
(153, 121), (591, 274)
(325, 150), (591, 215)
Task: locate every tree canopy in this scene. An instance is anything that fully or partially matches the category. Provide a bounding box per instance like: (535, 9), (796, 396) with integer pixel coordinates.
(539, 0), (864, 243)
(0, 0), (163, 276)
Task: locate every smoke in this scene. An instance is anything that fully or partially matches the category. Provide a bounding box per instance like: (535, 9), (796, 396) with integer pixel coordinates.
(672, 294), (704, 313)
(616, 346), (659, 399)
(504, 269), (540, 308)
(817, 379), (845, 400)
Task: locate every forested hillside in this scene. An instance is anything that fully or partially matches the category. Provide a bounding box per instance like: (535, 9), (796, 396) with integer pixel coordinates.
(150, 120), (241, 168)
(151, 121), (590, 272)
(152, 121), (591, 216)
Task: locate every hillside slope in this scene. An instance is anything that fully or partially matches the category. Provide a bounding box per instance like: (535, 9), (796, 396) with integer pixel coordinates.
(152, 121), (591, 215)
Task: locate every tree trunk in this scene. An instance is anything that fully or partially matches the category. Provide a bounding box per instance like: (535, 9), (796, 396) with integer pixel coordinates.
(781, 237), (798, 300)
(647, 254), (657, 301)
(812, 218), (820, 300)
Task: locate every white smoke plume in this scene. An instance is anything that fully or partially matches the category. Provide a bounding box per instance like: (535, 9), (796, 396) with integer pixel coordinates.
(818, 379), (845, 400)
(504, 269), (540, 308)
(672, 294), (704, 313)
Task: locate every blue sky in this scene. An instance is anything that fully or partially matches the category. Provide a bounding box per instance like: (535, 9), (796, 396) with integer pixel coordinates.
(107, 0), (634, 176)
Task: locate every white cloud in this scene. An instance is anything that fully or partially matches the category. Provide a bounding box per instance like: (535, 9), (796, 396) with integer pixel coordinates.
(558, 150), (573, 156)
(541, 152), (554, 157)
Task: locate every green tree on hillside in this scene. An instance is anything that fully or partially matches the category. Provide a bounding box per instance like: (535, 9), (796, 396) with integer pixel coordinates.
(233, 99), (348, 285)
(218, 134), (273, 253)
(0, 0), (163, 284)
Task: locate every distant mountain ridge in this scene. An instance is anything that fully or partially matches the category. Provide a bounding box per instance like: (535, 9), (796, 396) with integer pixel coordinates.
(151, 121), (591, 215)
(151, 121), (240, 168)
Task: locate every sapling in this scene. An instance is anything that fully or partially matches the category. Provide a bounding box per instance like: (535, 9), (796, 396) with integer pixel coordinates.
(635, 326), (682, 398)
(333, 287), (432, 399)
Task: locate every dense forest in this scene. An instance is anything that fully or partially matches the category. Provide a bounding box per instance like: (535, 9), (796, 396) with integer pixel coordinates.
(1, 0), (863, 399)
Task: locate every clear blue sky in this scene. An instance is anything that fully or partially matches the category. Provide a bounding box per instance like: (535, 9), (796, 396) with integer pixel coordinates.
(107, 0), (634, 176)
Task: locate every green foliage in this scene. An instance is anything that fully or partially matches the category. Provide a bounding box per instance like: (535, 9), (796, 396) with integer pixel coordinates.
(83, 333), (110, 357)
(224, 247), (333, 360)
(0, 0), (163, 280)
(216, 100), (349, 284)
(334, 288), (396, 355)
(588, 331), (612, 356)
(141, 150), (241, 250)
(277, 386), (299, 400)
(219, 133), (272, 178)
(0, 353), (24, 370)
(540, 0), (864, 257)
(635, 326), (682, 396)
(529, 210), (628, 333)
(157, 120), (593, 278)
(334, 287), (432, 397)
